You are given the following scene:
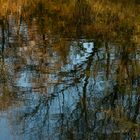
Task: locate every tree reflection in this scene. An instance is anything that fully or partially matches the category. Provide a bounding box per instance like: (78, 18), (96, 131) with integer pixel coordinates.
(0, 0), (140, 140)
(5, 37), (139, 139)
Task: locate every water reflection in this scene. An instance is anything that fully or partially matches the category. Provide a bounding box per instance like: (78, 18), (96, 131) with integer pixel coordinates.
(0, 0), (140, 140)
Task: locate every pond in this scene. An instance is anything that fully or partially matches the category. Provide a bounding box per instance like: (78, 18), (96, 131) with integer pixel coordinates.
(0, 0), (140, 140)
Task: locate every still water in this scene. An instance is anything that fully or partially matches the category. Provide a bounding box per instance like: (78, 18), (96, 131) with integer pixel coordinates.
(0, 0), (140, 140)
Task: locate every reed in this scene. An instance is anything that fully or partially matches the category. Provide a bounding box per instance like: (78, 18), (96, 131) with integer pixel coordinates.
(0, 0), (139, 43)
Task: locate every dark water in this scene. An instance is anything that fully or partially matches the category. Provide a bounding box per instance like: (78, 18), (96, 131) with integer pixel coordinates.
(0, 0), (140, 140)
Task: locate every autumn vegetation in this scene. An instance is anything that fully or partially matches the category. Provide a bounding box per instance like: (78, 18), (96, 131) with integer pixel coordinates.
(0, 2), (140, 138)
(0, 0), (140, 44)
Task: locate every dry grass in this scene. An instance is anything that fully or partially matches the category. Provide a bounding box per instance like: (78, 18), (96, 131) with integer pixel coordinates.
(0, 0), (140, 44)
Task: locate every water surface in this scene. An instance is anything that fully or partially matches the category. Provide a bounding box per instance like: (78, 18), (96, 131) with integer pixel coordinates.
(0, 0), (140, 139)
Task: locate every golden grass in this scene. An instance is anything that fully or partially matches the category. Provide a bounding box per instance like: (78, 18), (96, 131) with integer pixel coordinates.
(0, 0), (140, 44)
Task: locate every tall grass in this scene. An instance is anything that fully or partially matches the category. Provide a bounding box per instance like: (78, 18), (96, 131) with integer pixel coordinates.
(0, 0), (139, 43)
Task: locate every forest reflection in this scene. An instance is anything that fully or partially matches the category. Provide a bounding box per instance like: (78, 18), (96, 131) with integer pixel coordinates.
(0, 0), (140, 140)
